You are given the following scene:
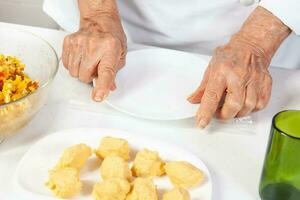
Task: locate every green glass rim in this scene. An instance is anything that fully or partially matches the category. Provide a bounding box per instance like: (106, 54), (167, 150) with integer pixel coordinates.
(272, 110), (300, 140)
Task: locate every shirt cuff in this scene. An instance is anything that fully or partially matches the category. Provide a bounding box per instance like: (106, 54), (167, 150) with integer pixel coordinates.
(43, 0), (80, 32)
(260, 0), (300, 35)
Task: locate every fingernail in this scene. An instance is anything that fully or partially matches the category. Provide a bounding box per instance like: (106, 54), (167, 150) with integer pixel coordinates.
(94, 91), (105, 102)
(187, 94), (195, 101)
(197, 118), (208, 129)
(187, 96), (193, 101)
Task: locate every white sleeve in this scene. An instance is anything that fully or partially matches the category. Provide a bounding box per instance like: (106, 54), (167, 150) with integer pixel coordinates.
(259, 0), (300, 35)
(43, 0), (80, 32)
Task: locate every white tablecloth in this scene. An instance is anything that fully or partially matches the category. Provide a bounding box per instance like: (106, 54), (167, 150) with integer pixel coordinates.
(0, 22), (300, 200)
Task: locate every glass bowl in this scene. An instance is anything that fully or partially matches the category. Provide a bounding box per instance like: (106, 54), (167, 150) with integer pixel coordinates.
(0, 26), (58, 142)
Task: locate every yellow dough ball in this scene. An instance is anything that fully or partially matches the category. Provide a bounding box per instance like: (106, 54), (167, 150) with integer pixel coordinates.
(100, 156), (132, 181)
(162, 187), (190, 200)
(45, 167), (82, 198)
(95, 137), (130, 160)
(131, 149), (165, 177)
(164, 161), (204, 188)
(92, 178), (131, 200)
(126, 178), (158, 200)
(56, 143), (92, 170)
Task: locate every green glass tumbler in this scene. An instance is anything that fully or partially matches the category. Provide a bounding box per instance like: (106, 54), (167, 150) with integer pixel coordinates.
(259, 110), (300, 200)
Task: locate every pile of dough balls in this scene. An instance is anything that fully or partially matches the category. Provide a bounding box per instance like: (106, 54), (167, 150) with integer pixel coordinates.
(46, 136), (205, 199)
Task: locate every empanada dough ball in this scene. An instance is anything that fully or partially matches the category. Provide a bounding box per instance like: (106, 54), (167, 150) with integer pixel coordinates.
(100, 156), (132, 181)
(162, 187), (190, 200)
(45, 167), (82, 198)
(132, 149), (165, 177)
(126, 178), (158, 200)
(56, 143), (92, 170)
(164, 161), (204, 188)
(95, 137), (130, 160)
(92, 178), (131, 200)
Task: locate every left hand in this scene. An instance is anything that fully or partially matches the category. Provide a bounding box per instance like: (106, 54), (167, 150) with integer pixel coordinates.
(188, 6), (291, 129)
(188, 41), (272, 128)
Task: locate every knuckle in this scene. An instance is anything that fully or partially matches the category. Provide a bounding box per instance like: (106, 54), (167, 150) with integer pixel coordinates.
(256, 97), (270, 111)
(230, 72), (246, 87)
(237, 112), (247, 118)
(255, 102), (266, 111)
(105, 35), (121, 49)
(81, 63), (96, 74)
(204, 89), (220, 103)
(100, 66), (116, 77)
(62, 59), (68, 68)
(89, 36), (99, 45)
(105, 34), (117, 43)
(69, 71), (78, 78)
(79, 75), (91, 83)
(217, 114), (230, 120)
(86, 66), (95, 75)
(118, 59), (126, 69)
(244, 99), (256, 110)
(197, 108), (212, 121)
(214, 46), (224, 55)
(63, 35), (71, 43)
(76, 35), (85, 44)
(68, 34), (76, 44)
(266, 74), (273, 85)
(227, 100), (243, 111)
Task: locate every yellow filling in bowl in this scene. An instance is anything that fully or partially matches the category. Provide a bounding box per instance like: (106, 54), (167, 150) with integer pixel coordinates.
(0, 54), (38, 105)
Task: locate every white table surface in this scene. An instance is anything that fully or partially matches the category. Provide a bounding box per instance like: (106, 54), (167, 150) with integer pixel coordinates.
(0, 22), (300, 200)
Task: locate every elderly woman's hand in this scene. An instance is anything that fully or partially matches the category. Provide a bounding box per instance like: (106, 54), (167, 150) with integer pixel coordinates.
(62, 0), (126, 102)
(188, 6), (291, 128)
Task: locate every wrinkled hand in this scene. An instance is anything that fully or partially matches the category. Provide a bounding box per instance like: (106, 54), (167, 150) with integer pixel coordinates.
(188, 42), (272, 127)
(188, 6), (290, 128)
(62, 16), (127, 102)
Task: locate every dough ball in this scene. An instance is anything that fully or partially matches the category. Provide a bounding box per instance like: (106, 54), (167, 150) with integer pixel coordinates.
(164, 161), (204, 188)
(162, 187), (190, 200)
(132, 149), (165, 177)
(45, 167), (82, 198)
(56, 143), (92, 170)
(95, 137), (130, 160)
(100, 156), (132, 181)
(126, 178), (158, 200)
(92, 178), (131, 200)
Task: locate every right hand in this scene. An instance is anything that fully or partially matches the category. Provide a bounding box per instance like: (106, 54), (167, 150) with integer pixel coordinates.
(62, 17), (127, 102)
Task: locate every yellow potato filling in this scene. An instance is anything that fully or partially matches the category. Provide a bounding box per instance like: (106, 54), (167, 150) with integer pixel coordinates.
(0, 54), (38, 105)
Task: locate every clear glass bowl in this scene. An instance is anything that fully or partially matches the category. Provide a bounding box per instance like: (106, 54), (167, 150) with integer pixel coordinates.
(0, 26), (58, 142)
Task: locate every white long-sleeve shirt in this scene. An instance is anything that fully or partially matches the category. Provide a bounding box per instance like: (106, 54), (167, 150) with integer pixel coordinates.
(43, 0), (300, 69)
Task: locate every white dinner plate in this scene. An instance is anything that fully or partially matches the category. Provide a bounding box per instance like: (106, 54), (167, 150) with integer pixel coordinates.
(104, 49), (208, 120)
(14, 128), (212, 200)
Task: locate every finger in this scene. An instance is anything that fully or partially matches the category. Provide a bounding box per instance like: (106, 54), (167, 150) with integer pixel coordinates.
(78, 50), (98, 83)
(196, 75), (226, 128)
(255, 74), (272, 111)
(117, 52), (126, 70)
(105, 53), (125, 89)
(110, 80), (117, 91)
(68, 41), (81, 77)
(188, 66), (211, 104)
(62, 36), (71, 69)
(216, 83), (245, 120)
(236, 84), (257, 117)
(92, 52), (120, 102)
